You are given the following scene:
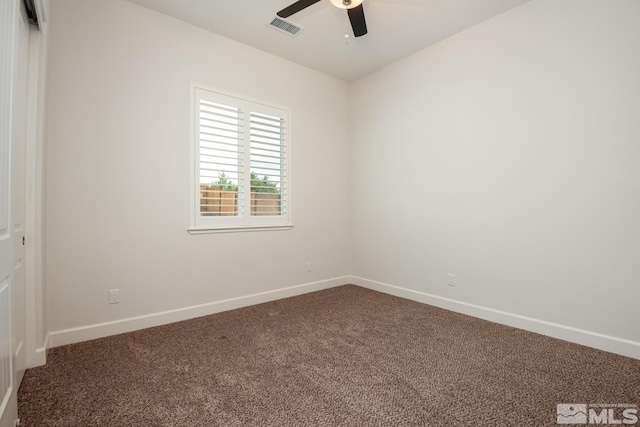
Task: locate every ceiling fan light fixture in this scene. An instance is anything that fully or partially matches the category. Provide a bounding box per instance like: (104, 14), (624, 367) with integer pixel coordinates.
(329, 0), (364, 10)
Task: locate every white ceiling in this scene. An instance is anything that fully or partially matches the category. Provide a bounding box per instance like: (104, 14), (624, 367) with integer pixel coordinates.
(126, 0), (531, 82)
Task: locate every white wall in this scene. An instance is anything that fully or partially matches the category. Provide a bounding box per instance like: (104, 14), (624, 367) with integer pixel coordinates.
(45, 0), (351, 342)
(351, 0), (640, 349)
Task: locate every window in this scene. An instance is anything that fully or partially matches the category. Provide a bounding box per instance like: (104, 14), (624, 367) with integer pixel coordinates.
(190, 86), (291, 232)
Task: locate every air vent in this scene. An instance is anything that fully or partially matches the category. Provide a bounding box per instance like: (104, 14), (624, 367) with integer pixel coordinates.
(268, 16), (304, 37)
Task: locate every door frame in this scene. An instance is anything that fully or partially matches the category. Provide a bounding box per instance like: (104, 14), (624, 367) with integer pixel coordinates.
(23, 0), (48, 369)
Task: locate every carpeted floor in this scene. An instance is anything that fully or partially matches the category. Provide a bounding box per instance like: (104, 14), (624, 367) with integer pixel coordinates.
(18, 285), (640, 426)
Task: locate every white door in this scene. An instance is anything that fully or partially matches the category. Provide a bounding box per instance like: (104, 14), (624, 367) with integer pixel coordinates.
(0, 0), (18, 422)
(0, 0), (29, 425)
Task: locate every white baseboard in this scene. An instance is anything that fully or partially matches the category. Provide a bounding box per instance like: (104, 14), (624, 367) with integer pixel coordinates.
(351, 276), (640, 360)
(49, 276), (350, 348)
(31, 333), (49, 367)
(25, 333), (49, 369)
(23, 334), (48, 369)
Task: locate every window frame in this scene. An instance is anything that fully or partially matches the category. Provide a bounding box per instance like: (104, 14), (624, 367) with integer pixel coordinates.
(189, 84), (292, 234)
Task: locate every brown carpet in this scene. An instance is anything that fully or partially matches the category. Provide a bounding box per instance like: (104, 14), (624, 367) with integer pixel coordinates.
(18, 285), (640, 426)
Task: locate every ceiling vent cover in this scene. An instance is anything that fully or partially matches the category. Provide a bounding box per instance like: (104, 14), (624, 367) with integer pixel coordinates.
(268, 16), (304, 37)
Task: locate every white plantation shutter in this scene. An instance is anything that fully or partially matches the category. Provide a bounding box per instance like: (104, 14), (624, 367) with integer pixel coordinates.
(192, 87), (291, 231)
(198, 97), (243, 218)
(249, 112), (287, 217)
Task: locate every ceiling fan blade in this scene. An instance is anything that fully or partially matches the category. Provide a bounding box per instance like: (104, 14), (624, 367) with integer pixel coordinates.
(277, 0), (322, 18)
(347, 4), (368, 37)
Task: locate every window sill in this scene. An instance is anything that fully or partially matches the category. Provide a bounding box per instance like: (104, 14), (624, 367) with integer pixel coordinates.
(188, 225), (294, 235)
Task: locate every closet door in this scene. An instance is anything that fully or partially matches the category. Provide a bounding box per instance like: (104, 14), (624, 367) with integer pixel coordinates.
(0, 0), (30, 425)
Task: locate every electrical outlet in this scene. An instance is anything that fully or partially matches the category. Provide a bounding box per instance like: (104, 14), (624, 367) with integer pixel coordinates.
(447, 274), (455, 287)
(108, 289), (120, 304)
(306, 261), (312, 272)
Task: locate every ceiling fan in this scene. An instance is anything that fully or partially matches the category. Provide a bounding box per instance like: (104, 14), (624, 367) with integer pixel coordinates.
(277, 0), (368, 37)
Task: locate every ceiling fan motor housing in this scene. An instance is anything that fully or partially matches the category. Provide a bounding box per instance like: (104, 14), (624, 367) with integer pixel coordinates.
(330, 0), (364, 10)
